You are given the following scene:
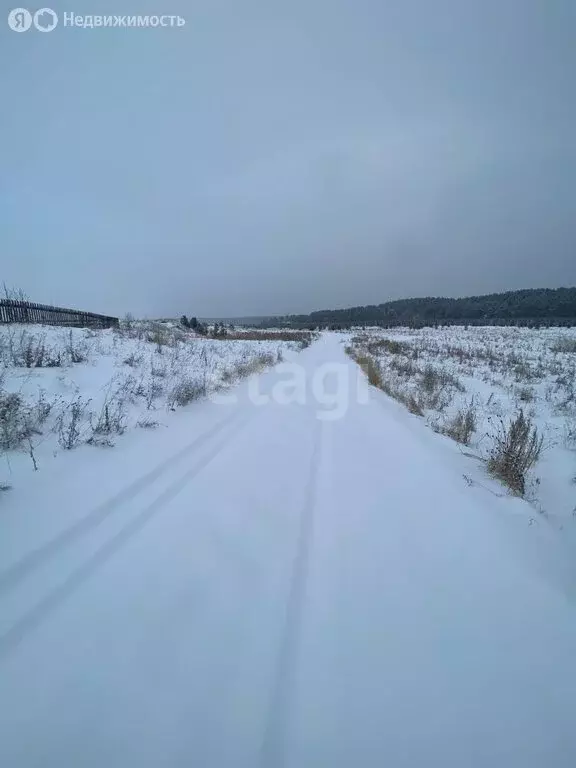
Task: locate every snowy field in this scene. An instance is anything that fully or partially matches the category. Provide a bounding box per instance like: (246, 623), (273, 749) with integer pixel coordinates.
(2, 334), (576, 767)
(347, 325), (576, 525)
(0, 322), (309, 492)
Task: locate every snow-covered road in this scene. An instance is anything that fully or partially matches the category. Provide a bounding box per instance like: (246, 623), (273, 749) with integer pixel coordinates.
(1, 335), (576, 767)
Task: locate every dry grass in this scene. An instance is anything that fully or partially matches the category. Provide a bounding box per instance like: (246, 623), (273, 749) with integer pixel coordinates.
(136, 417), (160, 429)
(345, 347), (382, 387)
(366, 337), (411, 356)
(421, 364), (465, 395)
(89, 395), (128, 438)
(168, 378), (206, 408)
(403, 394), (424, 416)
(488, 411), (544, 495)
(440, 403), (477, 445)
(357, 354), (383, 388)
(516, 386), (535, 403)
(347, 325), (575, 503)
(221, 352), (277, 384)
(224, 330), (314, 347)
(0, 388), (54, 451)
(0, 328), (87, 368)
(551, 338), (576, 354)
(55, 397), (92, 450)
(346, 346), (425, 414)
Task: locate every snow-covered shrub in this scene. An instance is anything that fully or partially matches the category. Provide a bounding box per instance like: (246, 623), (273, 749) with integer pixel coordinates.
(89, 395), (128, 439)
(235, 352), (276, 378)
(65, 329), (88, 363)
(488, 411), (544, 495)
(0, 391), (28, 449)
(420, 364), (464, 395)
(0, 387), (54, 451)
(0, 322), (296, 487)
(168, 378), (205, 408)
(55, 397), (91, 450)
(136, 417), (160, 429)
(144, 379), (164, 410)
(563, 421), (576, 450)
(2, 329), (47, 368)
(366, 337), (410, 356)
(440, 402), (477, 445)
(122, 350), (143, 367)
(551, 338), (576, 354)
(347, 324), (576, 514)
(516, 386), (535, 403)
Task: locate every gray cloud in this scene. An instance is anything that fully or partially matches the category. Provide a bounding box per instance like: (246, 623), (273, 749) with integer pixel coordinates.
(1, 0), (575, 317)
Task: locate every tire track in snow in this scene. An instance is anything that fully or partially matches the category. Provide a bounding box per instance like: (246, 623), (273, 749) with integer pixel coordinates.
(0, 414), (253, 659)
(259, 417), (324, 768)
(0, 409), (245, 596)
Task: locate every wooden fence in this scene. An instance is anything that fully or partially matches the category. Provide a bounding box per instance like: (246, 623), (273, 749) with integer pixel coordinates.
(0, 300), (119, 329)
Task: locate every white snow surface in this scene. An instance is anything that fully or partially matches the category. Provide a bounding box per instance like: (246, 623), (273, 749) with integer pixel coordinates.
(1, 333), (576, 767)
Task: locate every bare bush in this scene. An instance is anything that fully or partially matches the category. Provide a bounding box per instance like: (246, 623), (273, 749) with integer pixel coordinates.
(551, 338), (576, 354)
(0, 392), (28, 449)
(136, 417), (160, 429)
(44, 349), (63, 367)
(168, 378), (205, 408)
(441, 403), (477, 445)
(367, 337), (410, 355)
(234, 352), (276, 378)
(488, 411), (544, 495)
(516, 386), (535, 403)
(219, 350), (279, 387)
(66, 330), (87, 363)
(123, 351), (143, 367)
(390, 363), (459, 412)
(22, 334), (46, 368)
(421, 365), (441, 395)
(89, 395), (128, 439)
(563, 421), (576, 450)
(512, 360), (538, 382)
(380, 375), (424, 415)
(2, 283), (29, 301)
(555, 383), (576, 415)
(2, 328), (91, 369)
(55, 397), (91, 449)
(404, 393), (424, 416)
(34, 389), (53, 423)
(0, 387), (55, 450)
(422, 365), (464, 393)
(146, 324), (170, 353)
(4, 329), (47, 368)
(390, 357), (417, 378)
(144, 380), (164, 410)
(150, 360), (168, 378)
(112, 373), (142, 404)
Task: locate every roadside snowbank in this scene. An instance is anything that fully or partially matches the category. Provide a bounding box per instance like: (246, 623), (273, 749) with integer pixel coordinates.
(0, 323), (304, 491)
(346, 325), (576, 525)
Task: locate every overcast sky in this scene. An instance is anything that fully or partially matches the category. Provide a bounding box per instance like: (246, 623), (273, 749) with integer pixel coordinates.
(1, 0), (575, 318)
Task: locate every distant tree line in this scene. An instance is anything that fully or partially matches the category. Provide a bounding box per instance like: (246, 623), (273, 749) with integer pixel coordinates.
(263, 287), (576, 330)
(180, 315), (233, 338)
